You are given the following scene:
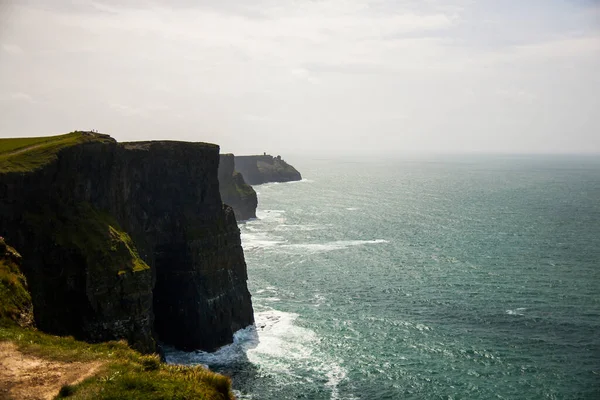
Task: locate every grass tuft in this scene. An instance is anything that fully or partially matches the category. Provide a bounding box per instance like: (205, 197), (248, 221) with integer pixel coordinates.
(141, 354), (161, 371)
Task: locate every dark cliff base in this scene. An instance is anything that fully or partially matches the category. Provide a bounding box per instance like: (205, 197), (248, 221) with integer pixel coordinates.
(218, 154), (258, 221)
(0, 132), (254, 353)
(234, 155), (301, 185)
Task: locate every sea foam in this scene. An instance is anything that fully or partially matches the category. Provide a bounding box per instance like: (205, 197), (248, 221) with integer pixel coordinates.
(280, 239), (389, 253)
(165, 308), (348, 399)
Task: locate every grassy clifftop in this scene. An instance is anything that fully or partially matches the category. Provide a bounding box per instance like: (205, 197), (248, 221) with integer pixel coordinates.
(0, 131), (114, 173)
(0, 325), (235, 399)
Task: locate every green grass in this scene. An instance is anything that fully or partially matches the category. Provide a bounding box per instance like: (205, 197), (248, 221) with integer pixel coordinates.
(0, 134), (69, 153)
(0, 325), (235, 399)
(0, 131), (114, 173)
(0, 239), (33, 327)
(107, 225), (148, 273)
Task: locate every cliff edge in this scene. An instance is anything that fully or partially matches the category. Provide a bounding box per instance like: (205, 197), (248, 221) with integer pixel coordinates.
(234, 154), (301, 185)
(0, 132), (254, 353)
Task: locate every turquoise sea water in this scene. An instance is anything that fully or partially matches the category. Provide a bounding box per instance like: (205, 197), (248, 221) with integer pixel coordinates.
(168, 155), (600, 399)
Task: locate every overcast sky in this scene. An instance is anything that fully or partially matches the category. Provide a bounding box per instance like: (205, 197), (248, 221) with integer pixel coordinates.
(0, 0), (599, 155)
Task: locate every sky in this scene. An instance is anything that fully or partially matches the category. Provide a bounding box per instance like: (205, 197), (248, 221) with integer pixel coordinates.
(0, 0), (599, 155)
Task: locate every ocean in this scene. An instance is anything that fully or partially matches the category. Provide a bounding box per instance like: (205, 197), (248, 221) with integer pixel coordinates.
(167, 155), (600, 399)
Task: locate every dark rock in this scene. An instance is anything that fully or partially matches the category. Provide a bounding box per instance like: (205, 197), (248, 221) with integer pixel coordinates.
(234, 155), (301, 185)
(218, 154), (258, 221)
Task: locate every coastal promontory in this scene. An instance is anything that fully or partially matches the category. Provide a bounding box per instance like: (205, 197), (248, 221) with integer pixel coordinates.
(0, 132), (254, 353)
(234, 154), (302, 185)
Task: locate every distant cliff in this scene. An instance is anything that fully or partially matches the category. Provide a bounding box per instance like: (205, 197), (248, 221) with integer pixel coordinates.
(0, 132), (254, 353)
(218, 154), (257, 221)
(234, 154), (301, 185)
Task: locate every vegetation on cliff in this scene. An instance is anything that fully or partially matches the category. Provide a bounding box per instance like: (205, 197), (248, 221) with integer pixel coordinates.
(0, 238), (33, 327)
(15, 198), (157, 352)
(25, 201), (150, 277)
(0, 131), (113, 173)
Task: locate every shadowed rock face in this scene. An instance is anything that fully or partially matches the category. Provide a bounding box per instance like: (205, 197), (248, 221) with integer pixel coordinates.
(0, 138), (254, 352)
(218, 154), (257, 221)
(234, 155), (301, 185)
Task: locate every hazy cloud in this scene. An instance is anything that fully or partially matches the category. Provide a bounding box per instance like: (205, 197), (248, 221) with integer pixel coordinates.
(0, 0), (598, 154)
(1, 43), (23, 54)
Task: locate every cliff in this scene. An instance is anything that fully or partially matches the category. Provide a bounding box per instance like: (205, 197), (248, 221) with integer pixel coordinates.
(218, 154), (258, 221)
(234, 154), (301, 185)
(0, 132), (254, 353)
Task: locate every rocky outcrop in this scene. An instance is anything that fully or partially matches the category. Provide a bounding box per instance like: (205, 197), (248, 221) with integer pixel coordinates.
(218, 154), (257, 221)
(0, 134), (254, 353)
(234, 155), (301, 185)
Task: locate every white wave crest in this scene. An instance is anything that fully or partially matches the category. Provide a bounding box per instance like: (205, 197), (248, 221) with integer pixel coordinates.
(286, 178), (313, 184)
(273, 224), (325, 232)
(325, 364), (347, 400)
(280, 239), (389, 253)
(240, 231), (286, 250)
(254, 209), (286, 223)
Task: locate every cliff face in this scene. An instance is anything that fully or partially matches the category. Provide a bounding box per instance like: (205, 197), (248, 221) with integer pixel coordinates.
(0, 134), (254, 352)
(113, 142), (254, 351)
(218, 154), (257, 221)
(234, 155), (301, 185)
